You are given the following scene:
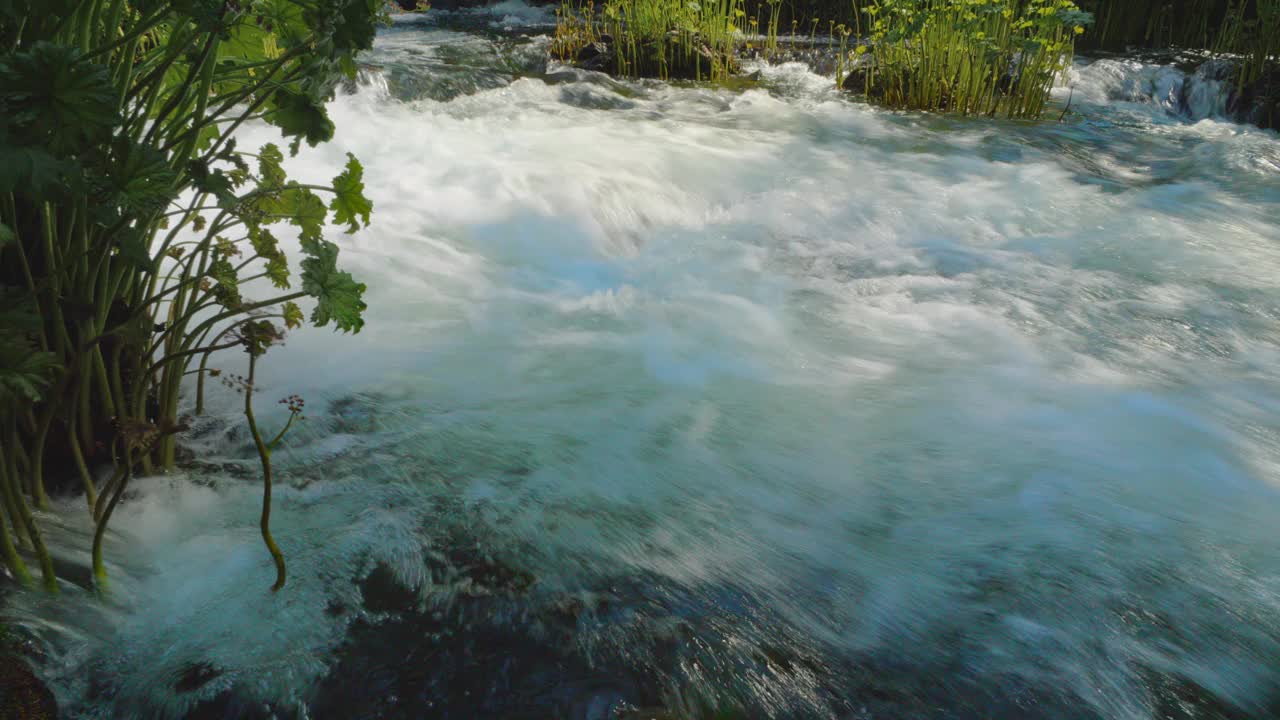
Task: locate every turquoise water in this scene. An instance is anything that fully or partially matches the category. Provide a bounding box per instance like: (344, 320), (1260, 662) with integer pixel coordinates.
(6, 8), (1280, 718)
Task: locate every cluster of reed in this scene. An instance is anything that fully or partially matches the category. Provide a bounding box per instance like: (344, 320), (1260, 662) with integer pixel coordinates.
(553, 0), (747, 80)
(854, 0), (1090, 117)
(1213, 0), (1279, 88)
(1081, 0), (1277, 89)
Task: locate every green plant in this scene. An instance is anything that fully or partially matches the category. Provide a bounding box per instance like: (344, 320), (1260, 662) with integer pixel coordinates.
(854, 0), (1091, 118)
(1077, 0), (1277, 93)
(553, 0), (746, 81)
(235, 321), (304, 592)
(0, 0), (381, 591)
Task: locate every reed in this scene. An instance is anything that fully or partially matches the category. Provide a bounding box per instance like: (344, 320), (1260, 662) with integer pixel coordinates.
(1079, 0), (1277, 111)
(854, 0), (1090, 118)
(554, 0), (746, 80)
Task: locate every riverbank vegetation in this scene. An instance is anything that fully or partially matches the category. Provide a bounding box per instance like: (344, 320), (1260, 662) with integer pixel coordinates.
(552, 0), (1276, 123)
(0, 0), (380, 592)
(553, 0), (1090, 114)
(552, 0), (747, 80)
(851, 0), (1090, 116)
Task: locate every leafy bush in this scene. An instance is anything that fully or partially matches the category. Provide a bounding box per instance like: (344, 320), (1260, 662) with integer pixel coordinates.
(0, 0), (383, 591)
(853, 0), (1091, 118)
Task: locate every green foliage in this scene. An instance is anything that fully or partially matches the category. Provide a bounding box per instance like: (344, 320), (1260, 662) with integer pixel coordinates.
(553, 0), (746, 81)
(855, 0), (1090, 118)
(1077, 1), (1278, 92)
(301, 239), (368, 333)
(0, 43), (118, 154)
(0, 0), (379, 590)
(0, 339), (60, 407)
(331, 154), (373, 233)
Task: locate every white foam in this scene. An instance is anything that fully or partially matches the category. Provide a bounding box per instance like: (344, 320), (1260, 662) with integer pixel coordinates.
(10, 14), (1280, 718)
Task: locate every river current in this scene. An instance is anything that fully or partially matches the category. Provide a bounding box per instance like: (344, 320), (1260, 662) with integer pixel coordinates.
(5, 6), (1280, 719)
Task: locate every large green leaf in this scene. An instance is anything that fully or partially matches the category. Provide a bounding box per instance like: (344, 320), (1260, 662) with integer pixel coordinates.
(0, 141), (72, 193)
(0, 43), (117, 154)
(266, 90), (335, 147)
(258, 142), (287, 189)
(329, 152), (372, 233)
(101, 139), (177, 215)
(263, 185), (327, 242)
(208, 254), (243, 309)
(0, 335), (61, 407)
(189, 160), (239, 208)
(300, 238), (366, 333)
(116, 229), (155, 270)
(282, 300), (304, 329)
(332, 0), (381, 52)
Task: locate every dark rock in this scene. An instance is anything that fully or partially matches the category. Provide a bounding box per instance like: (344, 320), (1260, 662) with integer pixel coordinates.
(573, 41), (612, 73)
(0, 654), (57, 720)
(1135, 665), (1258, 720)
(1175, 56), (1279, 130)
(1231, 60), (1280, 130)
(173, 662), (223, 694)
(840, 63), (882, 99)
(360, 563), (419, 614)
(183, 692), (275, 720)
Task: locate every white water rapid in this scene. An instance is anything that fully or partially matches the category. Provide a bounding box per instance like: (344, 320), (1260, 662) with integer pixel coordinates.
(4, 8), (1280, 719)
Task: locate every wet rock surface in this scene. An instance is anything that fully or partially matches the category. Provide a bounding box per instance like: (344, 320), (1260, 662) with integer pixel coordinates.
(0, 654), (58, 720)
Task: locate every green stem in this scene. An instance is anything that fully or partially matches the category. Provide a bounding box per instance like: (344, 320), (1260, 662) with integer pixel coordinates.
(244, 353), (286, 592)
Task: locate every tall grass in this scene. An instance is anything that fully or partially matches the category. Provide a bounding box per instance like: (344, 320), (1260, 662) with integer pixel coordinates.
(553, 0), (746, 80)
(1079, 0), (1277, 105)
(856, 0), (1090, 118)
(1215, 0), (1279, 88)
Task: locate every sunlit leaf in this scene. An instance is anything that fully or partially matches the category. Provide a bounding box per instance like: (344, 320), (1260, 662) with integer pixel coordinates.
(282, 301), (304, 329)
(329, 153), (372, 233)
(300, 238), (366, 333)
(258, 142), (287, 189)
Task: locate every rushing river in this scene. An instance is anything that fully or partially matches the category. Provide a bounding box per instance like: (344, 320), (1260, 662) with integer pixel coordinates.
(6, 6), (1280, 719)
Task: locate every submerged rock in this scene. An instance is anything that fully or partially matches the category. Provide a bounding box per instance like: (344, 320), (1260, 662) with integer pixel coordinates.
(1230, 61), (1279, 130)
(1175, 56), (1279, 130)
(0, 654), (57, 720)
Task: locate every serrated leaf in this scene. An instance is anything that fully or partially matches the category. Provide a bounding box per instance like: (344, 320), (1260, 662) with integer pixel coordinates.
(263, 185), (326, 243)
(250, 226), (281, 258)
(266, 254), (291, 289)
(0, 43), (118, 154)
(333, 0), (381, 52)
(330, 152), (372, 233)
(283, 301), (304, 330)
(0, 142), (72, 193)
(103, 139), (177, 215)
(195, 122), (222, 152)
(116, 231), (154, 269)
(258, 143), (286, 189)
(300, 239), (366, 333)
(266, 90), (334, 147)
(0, 337), (61, 406)
(189, 160), (238, 208)
(207, 254), (242, 309)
